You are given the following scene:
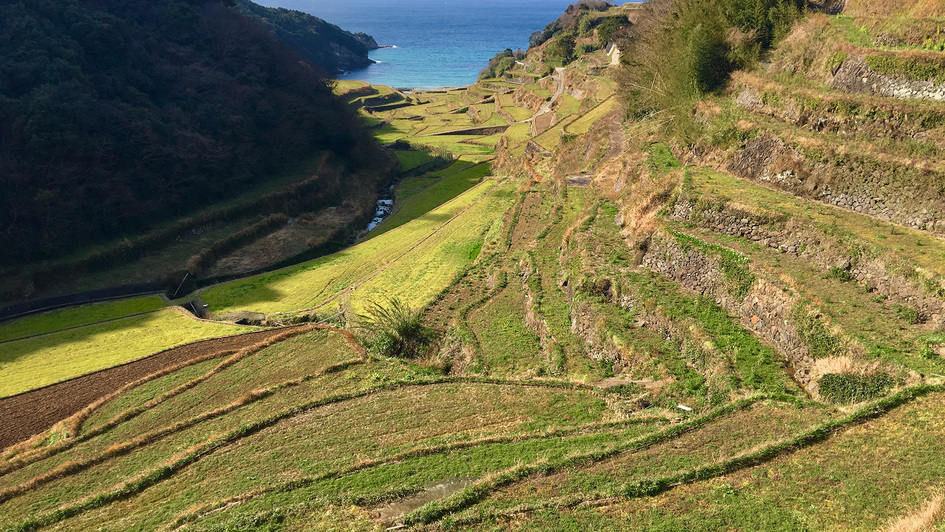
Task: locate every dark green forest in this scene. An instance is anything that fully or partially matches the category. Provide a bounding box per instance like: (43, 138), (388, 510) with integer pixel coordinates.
(233, 0), (378, 74)
(0, 0), (391, 266)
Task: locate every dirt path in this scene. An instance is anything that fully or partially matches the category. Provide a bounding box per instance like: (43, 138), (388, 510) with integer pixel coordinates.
(530, 67), (565, 137)
(602, 110), (626, 162)
(538, 67), (566, 116)
(0, 327), (302, 450)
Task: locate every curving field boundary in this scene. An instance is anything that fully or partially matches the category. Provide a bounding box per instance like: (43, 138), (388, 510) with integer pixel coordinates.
(0, 327), (312, 451)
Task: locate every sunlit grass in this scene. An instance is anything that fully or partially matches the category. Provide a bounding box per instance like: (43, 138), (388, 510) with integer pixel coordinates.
(0, 309), (253, 397)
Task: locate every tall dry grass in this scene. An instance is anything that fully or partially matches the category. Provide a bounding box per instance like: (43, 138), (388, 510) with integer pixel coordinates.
(884, 493), (945, 532)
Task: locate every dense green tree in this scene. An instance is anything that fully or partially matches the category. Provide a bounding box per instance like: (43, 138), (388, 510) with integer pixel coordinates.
(550, 34), (578, 63)
(0, 0), (391, 266)
(619, 0), (806, 139)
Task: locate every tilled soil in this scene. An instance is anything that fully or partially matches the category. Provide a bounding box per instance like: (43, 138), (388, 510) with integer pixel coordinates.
(0, 328), (298, 450)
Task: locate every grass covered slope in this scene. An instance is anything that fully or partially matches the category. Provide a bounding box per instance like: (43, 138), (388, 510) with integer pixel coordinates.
(3, 0), (945, 528)
(0, 327), (633, 531)
(200, 178), (509, 315)
(0, 297), (166, 343)
(0, 306), (254, 397)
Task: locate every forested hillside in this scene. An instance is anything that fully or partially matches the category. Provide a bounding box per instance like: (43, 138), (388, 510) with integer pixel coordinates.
(233, 0), (378, 74)
(0, 0), (390, 268)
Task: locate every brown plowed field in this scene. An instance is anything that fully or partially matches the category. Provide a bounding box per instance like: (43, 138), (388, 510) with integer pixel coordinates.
(0, 327), (303, 451)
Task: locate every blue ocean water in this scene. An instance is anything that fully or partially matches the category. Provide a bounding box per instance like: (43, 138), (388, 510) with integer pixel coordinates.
(254, 0), (612, 89)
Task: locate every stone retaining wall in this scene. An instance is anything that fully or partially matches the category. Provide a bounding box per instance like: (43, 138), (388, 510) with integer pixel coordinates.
(640, 234), (816, 389)
(671, 199), (945, 326)
(728, 133), (945, 234)
(830, 54), (945, 102)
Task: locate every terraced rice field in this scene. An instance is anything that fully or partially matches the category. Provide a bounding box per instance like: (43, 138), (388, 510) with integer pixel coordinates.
(201, 180), (510, 315)
(0, 308), (253, 397)
(0, 297), (166, 343)
(0, 322), (630, 531)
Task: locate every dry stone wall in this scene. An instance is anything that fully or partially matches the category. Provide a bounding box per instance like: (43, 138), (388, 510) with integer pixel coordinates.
(728, 133), (945, 234)
(671, 198), (945, 326)
(640, 233), (816, 388)
(830, 54), (945, 102)
(735, 86), (945, 144)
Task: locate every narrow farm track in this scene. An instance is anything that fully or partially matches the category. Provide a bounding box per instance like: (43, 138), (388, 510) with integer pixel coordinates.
(0, 327), (309, 451)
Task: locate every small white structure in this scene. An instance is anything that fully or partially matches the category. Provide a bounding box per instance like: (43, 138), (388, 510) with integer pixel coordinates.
(605, 42), (621, 66)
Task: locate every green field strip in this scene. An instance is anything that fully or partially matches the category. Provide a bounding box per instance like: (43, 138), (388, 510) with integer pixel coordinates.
(0, 310), (254, 398)
(427, 159), (477, 177)
(455, 153), (498, 163)
(464, 400), (826, 516)
(504, 122), (532, 145)
(367, 162), (493, 239)
(130, 379), (629, 530)
(349, 181), (514, 312)
(504, 105), (535, 121)
(469, 282), (541, 378)
(201, 180), (501, 315)
(564, 95), (620, 135)
(0, 296), (166, 344)
(531, 98), (601, 151)
(478, 113), (510, 128)
(691, 167), (945, 277)
(1, 353), (229, 473)
(230, 427), (653, 525)
(471, 103), (495, 122)
(414, 386), (873, 526)
(410, 138), (496, 156)
(400, 395), (792, 525)
(523, 83), (553, 99)
(393, 150), (435, 172)
(447, 386), (945, 530)
(0, 334), (361, 505)
(465, 132), (506, 146)
(534, 117), (580, 151)
(590, 75), (618, 101)
(497, 93), (518, 108)
(75, 356), (224, 439)
(331, 80), (370, 95)
(1, 378), (618, 531)
(557, 94), (582, 119)
(161, 418), (668, 530)
(96, 332), (358, 443)
(0, 363), (397, 524)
